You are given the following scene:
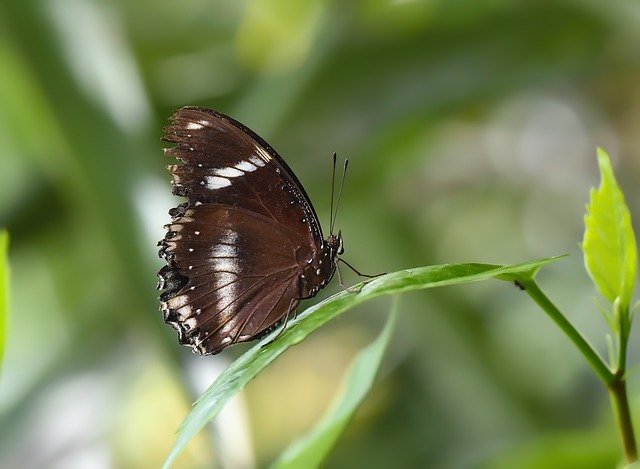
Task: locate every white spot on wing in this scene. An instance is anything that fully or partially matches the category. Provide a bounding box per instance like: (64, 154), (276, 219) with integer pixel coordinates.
(175, 305), (192, 320)
(167, 294), (189, 309)
(186, 122), (204, 130)
(212, 244), (235, 257)
(205, 176), (231, 189)
(212, 231), (240, 314)
(215, 271), (238, 286)
(183, 317), (197, 330)
(213, 258), (239, 273)
(249, 155), (266, 167)
(255, 146), (272, 162)
(214, 167), (244, 178)
(221, 337), (232, 346)
(235, 160), (258, 172)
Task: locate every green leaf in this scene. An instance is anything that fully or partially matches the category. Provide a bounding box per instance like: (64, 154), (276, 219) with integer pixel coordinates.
(271, 298), (398, 469)
(163, 257), (561, 468)
(0, 230), (9, 371)
(583, 148), (637, 309)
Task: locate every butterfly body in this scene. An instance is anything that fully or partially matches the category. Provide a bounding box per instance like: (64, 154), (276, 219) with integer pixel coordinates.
(157, 107), (340, 355)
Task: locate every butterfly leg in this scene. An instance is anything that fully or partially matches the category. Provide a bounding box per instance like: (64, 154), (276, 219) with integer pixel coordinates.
(338, 258), (385, 279)
(261, 297), (298, 347)
(336, 260), (345, 286)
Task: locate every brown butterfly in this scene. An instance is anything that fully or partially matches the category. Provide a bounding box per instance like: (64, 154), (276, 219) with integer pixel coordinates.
(157, 107), (347, 354)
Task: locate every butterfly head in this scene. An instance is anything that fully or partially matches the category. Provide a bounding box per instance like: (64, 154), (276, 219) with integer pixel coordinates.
(327, 230), (344, 257)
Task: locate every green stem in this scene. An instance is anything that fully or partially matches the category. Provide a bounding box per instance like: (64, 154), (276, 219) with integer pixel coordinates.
(517, 278), (613, 385)
(610, 301), (636, 464)
(616, 301), (631, 374)
(519, 278), (637, 463)
(617, 333), (627, 373)
(609, 376), (637, 464)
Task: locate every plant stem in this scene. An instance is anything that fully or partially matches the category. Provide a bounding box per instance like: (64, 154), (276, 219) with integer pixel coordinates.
(616, 301), (631, 374)
(519, 278), (638, 463)
(610, 299), (637, 464)
(609, 376), (637, 463)
(517, 278), (613, 385)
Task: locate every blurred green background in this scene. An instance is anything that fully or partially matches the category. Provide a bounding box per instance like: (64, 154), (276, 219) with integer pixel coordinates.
(2, 0), (640, 467)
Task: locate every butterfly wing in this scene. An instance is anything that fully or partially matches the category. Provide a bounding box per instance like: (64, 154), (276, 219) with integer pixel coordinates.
(159, 204), (303, 354)
(162, 106), (324, 244)
(158, 107), (324, 354)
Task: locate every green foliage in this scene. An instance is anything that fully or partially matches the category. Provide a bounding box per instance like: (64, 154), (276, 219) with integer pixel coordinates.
(3, 0), (640, 465)
(272, 301), (398, 469)
(583, 148), (637, 311)
(483, 428), (618, 469)
(236, 0), (324, 72)
(0, 230), (7, 371)
(580, 149), (639, 463)
(163, 258), (560, 468)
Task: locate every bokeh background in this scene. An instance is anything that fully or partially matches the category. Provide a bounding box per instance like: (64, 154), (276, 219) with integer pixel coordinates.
(2, 0), (640, 467)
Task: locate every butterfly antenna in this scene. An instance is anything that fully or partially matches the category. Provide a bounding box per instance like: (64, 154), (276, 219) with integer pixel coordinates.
(332, 158), (348, 234)
(329, 152), (338, 235)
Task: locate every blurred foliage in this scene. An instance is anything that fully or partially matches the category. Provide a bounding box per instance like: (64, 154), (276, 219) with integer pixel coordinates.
(1, 0), (640, 467)
(273, 304), (398, 469)
(0, 230), (8, 370)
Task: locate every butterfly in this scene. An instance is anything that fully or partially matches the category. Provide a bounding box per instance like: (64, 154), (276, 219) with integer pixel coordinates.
(157, 107), (349, 355)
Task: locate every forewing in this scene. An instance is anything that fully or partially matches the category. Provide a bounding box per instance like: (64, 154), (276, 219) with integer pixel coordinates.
(163, 106), (323, 246)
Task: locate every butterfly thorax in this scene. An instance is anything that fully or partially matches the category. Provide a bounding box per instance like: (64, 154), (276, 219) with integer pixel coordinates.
(299, 233), (342, 299)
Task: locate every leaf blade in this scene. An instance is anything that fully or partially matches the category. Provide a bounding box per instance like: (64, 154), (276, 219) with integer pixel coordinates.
(271, 298), (398, 469)
(163, 257), (562, 468)
(582, 148), (637, 309)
